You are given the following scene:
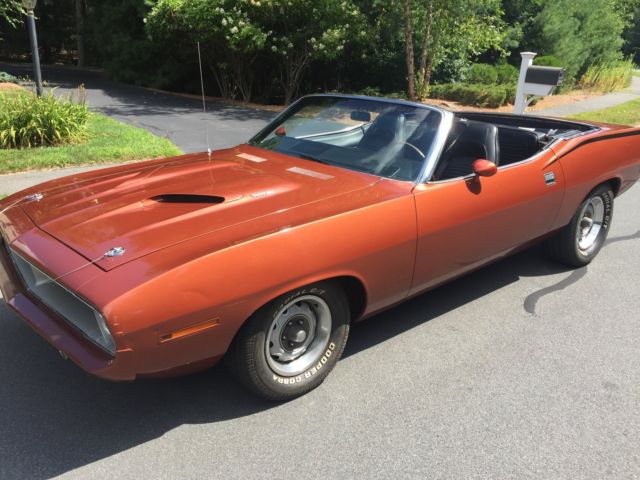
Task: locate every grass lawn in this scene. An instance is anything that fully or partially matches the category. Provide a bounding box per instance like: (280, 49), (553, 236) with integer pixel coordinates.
(0, 112), (181, 174)
(569, 97), (640, 126)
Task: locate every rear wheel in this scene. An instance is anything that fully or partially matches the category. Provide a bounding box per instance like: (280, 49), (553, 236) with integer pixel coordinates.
(227, 282), (350, 401)
(545, 184), (614, 267)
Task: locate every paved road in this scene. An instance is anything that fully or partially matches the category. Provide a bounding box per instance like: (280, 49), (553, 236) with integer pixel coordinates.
(539, 74), (640, 117)
(0, 63), (274, 153)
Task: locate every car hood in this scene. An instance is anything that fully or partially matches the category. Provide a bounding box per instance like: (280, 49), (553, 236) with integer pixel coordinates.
(19, 146), (380, 271)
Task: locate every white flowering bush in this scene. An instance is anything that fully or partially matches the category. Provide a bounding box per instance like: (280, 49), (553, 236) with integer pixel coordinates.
(147, 0), (365, 103)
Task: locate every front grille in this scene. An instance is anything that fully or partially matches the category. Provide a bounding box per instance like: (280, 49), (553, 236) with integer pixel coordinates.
(7, 248), (116, 356)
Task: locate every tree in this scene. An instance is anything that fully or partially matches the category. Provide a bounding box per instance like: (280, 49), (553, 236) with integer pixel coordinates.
(535, 0), (626, 79)
(257, 0), (366, 104)
(75, 0), (85, 67)
(147, 0), (268, 102)
(402, 0), (506, 100)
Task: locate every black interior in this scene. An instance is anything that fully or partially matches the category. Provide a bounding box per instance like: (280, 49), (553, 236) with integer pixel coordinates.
(433, 120), (500, 181)
(496, 126), (543, 166)
(432, 117), (558, 181)
(358, 111), (406, 151)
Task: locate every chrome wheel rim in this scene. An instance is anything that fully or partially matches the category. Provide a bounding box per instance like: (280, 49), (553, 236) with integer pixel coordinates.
(265, 295), (332, 377)
(576, 196), (605, 254)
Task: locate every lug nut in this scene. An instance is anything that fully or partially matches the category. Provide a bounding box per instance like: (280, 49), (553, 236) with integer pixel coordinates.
(298, 319), (303, 325)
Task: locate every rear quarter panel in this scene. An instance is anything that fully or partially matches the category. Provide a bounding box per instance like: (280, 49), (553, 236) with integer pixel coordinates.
(551, 127), (640, 229)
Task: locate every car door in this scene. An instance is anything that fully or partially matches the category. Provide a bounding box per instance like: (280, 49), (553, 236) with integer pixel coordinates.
(409, 150), (565, 296)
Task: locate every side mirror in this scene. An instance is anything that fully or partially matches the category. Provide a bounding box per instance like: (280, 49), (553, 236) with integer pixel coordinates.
(472, 159), (497, 177)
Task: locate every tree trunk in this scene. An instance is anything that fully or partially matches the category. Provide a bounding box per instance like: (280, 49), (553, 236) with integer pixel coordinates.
(403, 0), (416, 101)
(282, 53), (310, 105)
(75, 0), (85, 67)
(417, 1), (434, 99)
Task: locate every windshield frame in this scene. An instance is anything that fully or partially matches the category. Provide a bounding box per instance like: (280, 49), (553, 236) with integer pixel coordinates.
(248, 94), (454, 184)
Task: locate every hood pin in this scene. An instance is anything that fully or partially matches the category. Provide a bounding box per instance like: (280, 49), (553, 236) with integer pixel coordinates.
(104, 247), (125, 258)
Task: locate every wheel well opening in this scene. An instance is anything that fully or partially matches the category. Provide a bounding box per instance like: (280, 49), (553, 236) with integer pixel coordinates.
(605, 178), (622, 196)
(332, 276), (367, 321)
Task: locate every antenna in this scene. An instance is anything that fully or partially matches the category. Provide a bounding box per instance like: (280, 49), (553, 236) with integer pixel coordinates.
(197, 41), (212, 157)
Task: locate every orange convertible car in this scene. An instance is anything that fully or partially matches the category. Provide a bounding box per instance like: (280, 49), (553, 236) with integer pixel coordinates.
(1, 95), (639, 399)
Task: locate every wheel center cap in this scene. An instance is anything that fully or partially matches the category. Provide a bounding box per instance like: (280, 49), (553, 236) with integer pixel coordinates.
(282, 315), (311, 351)
(290, 329), (307, 343)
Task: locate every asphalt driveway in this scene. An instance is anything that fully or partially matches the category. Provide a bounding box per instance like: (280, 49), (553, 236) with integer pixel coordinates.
(0, 63), (274, 153)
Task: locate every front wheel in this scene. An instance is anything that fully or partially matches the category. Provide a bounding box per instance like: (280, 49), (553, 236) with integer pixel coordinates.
(545, 184), (614, 267)
(227, 282), (350, 401)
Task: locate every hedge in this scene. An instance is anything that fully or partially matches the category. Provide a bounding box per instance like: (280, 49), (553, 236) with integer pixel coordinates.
(430, 83), (516, 108)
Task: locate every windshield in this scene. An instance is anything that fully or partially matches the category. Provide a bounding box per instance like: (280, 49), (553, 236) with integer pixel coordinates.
(249, 96), (443, 181)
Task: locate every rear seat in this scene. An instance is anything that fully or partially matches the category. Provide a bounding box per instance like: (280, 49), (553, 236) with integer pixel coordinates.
(496, 126), (543, 166)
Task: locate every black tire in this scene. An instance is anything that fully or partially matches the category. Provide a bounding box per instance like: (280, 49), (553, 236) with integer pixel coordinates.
(226, 282), (350, 401)
(545, 184), (614, 267)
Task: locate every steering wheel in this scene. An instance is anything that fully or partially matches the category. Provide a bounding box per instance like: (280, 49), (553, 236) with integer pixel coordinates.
(401, 141), (426, 159)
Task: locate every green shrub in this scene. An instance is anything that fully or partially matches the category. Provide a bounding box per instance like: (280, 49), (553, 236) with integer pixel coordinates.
(357, 86), (383, 97)
(466, 64), (498, 85)
(0, 72), (19, 84)
(579, 59), (634, 92)
(430, 83), (508, 108)
(504, 84), (517, 105)
(496, 64), (519, 85)
(534, 55), (563, 67)
(0, 92), (89, 149)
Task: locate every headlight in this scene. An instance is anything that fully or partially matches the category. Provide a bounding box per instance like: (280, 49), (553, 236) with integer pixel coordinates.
(9, 249), (116, 356)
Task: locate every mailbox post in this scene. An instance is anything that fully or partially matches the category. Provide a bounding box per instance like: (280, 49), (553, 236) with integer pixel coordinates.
(514, 52), (565, 114)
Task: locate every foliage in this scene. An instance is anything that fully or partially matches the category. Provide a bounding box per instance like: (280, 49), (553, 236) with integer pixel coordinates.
(535, 0), (625, 80)
(430, 82), (512, 107)
(257, 0), (367, 104)
(0, 0), (23, 31)
(495, 62), (519, 84)
(0, 71), (19, 83)
(569, 97), (640, 125)
(85, 1), (185, 89)
(466, 63), (499, 84)
(0, 91), (89, 149)
(147, 0), (365, 104)
(147, 0), (269, 102)
(2, 0), (639, 107)
(533, 55), (563, 67)
(0, 113), (181, 173)
(579, 59), (634, 92)
(402, 0), (508, 100)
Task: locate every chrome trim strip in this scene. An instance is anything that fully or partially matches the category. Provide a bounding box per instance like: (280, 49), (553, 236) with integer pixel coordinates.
(415, 110), (455, 184)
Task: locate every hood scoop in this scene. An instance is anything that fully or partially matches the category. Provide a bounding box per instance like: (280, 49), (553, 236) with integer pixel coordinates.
(150, 194), (225, 204)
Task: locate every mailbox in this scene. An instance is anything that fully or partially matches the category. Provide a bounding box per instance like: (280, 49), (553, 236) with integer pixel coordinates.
(524, 66), (565, 96)
(514, 52), (566, 114)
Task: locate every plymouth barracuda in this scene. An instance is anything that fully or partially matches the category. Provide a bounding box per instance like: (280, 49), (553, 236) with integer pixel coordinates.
(1, 94), (639, 400)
